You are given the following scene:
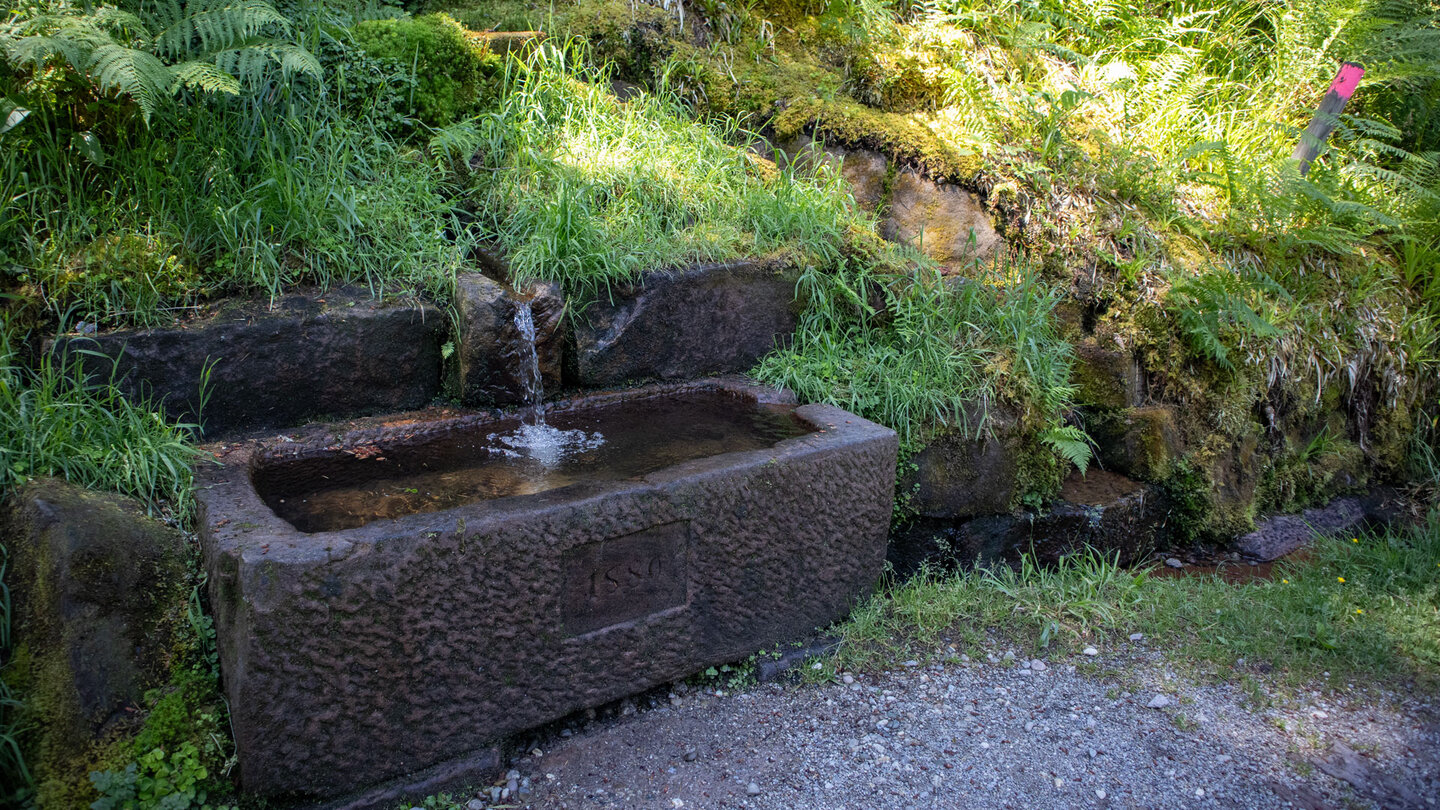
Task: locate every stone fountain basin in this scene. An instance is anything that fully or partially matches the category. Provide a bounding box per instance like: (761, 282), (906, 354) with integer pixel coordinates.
(196, 378), (897, 802)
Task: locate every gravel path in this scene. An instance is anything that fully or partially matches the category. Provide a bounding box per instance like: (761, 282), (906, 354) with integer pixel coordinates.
(469, 643), (1438, 810)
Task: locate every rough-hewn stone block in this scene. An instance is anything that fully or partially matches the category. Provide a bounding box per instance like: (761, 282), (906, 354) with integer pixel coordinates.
(196, 379), (896, 802)
(49, 287), (444, 438)
(899, 427), (1020, 519)
(452, 273), (565, 406)
(572, 262), (801, 386)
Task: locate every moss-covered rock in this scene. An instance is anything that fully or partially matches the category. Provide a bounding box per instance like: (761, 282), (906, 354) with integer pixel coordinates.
(847, 47), (952, 113)
(1072, 337), (1143, 409)
(775, 95), (982, 182)
(352, 13), (500, 127)
(2, 478), (189, 807)
(879, 168), (1004, 267)
(1090, 405), (1184, 483)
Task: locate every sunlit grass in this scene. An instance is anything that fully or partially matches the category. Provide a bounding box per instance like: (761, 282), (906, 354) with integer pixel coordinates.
(456, 43), (871, 304)
(839, 512), (1440, 686)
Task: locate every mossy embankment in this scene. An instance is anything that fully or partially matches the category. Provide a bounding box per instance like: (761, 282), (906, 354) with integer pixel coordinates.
(482, 0), (1440, 535)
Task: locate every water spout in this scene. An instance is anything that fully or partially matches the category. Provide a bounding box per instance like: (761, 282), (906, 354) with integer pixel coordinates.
(513, 301), (545, 425)
(494, 295), (605, 466)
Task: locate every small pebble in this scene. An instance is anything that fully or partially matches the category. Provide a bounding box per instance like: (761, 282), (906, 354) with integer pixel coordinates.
(1129, 633), (1144, 641)
(1148, 694), (1172, 709)
(842, 674), (855, 684)
(1097, 789), (1107, 799)
(1031, 659), (1047, 671)
(1083, 647), (1098, 656)
(746, 782), (762, 795)
(466, 801), (484, 810)
(683, 749), (698, 762)
(1166, 557), (1184, 568)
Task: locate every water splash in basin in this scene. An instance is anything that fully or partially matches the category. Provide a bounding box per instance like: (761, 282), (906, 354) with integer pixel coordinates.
(254, 391), (812, 533)
(486, 297), (606, 466)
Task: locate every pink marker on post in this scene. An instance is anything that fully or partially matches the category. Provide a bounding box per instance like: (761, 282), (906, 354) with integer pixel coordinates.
(1292, 62), (1365, 175)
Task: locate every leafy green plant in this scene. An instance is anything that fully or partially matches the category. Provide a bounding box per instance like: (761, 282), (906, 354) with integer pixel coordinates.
(42, 230), (204, 328)
(0, 333), (201, 517)
(90, 743), (234, 810)
(317, 32), (418, 137)
(352, 12), (497, 127)
(1, 0), (320, 122)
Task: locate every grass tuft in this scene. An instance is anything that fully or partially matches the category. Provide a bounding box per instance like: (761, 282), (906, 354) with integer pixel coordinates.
(838, 512), (1440, 686)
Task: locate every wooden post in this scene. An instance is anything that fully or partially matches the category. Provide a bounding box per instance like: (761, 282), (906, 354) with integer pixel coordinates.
(1292, 62), (1365, 175)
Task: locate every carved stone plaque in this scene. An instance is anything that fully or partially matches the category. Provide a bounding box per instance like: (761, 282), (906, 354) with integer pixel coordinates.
(561, 522), (689, 636)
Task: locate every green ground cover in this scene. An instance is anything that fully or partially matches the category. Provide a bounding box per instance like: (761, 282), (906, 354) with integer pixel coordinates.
(840, 511), (1440, 689)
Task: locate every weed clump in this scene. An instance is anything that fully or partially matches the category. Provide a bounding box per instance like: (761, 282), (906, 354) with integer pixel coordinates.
(353, 13), (500, 127)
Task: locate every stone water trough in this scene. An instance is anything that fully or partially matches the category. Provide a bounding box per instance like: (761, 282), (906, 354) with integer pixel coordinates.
(196, 377), (896, 804)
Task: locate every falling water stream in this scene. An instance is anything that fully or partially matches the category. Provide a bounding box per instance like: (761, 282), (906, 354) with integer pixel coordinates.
(487, 299), (605, 467)
(513, 301), (544, 425)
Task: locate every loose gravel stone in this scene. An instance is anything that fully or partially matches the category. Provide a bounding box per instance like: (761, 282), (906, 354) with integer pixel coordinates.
(1148, 694), (1172, 708)
(502, 649), (1436, 810)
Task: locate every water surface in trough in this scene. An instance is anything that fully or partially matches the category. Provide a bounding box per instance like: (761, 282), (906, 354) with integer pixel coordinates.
(254, 392), (812, 533)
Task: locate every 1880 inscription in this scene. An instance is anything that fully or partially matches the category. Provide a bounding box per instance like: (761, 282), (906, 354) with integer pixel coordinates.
(561, 522), (689, 636)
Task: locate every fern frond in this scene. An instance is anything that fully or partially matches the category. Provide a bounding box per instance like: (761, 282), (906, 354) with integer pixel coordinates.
(152, 0), (289, 61)
(88, 42), (171, 121)
(1041, 425), (1094, 474)
(212, 42), (319, 82)
(169, 58), (241, 94)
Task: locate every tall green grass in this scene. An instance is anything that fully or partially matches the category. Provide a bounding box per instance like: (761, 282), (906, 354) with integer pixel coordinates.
(755, 258), (1077, 451)
(1, 1), (473, 327)
(452, 42), (869, 302)
(0, 334), (201, 518)
(841, 512), (1440, 685)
